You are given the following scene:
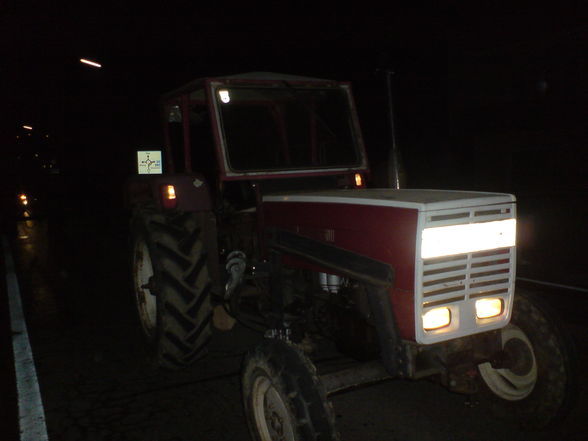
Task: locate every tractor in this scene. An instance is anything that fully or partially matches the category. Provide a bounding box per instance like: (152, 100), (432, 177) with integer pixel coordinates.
(126, 72), (574, 440)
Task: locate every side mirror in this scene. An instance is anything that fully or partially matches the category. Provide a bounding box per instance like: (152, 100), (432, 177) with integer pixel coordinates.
(137, 150), (163, 175)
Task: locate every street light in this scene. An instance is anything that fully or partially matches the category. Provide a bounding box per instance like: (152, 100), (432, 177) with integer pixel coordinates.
(80, 58), (102, 68)
(22, 125), (33, 130)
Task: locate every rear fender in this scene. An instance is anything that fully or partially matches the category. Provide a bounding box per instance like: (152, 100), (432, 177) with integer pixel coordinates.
(125, 173), (212, 212)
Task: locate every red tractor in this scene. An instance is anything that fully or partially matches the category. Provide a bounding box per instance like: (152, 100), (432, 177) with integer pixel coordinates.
(126, 72), (574, 440)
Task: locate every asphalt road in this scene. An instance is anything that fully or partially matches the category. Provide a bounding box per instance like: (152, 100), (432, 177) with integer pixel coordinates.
(3, 212), (587, 441)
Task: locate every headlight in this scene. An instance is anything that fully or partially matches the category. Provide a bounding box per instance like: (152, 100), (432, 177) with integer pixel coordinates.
(421, 219), (516, 259)
(475, 298), (503, 319)
(423, 307), (451, 330)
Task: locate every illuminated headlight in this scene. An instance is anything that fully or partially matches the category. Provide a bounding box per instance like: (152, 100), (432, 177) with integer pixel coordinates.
(421, 219), (516, 259)
(423, 307), (451, 330)
(475, 298), (503, 319)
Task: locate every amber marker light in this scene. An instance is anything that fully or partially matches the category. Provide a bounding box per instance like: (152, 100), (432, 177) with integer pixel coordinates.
(164, 185), (176, 199)
(476, 298), (503, 319)
(423, 307), (451, 331)
(161, 185), (177, 209)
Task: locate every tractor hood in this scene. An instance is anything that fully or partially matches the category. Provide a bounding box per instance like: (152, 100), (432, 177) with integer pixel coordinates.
(262, 187), (517, 344)
(263, 188), (516, 211)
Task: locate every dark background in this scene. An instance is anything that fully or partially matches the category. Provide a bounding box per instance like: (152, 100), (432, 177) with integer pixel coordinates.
(2, 3), (587, 286)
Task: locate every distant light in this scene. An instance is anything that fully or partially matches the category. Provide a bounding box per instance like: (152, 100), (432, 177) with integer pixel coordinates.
(218, 89), (231, 103)
(23, 125), (33, 130)
(80, 58), (102, 68)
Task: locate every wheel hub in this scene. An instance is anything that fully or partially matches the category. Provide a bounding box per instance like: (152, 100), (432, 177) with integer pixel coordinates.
(478, 324), (538, 401)
(503, 337), (534, 376)
(133, 239), (157, 338)
(266, 408), (284, 438)
(252, 376), (295, 441)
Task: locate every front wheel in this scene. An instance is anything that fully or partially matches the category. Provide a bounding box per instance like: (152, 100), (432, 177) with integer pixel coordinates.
(242, 339), (339, 441)
(477, 289), (576, 429)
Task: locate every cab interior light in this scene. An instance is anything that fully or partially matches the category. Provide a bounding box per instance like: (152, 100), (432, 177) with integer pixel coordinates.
(475, 298), (503, 319)
(423, 307), (451, 331)
(218, 89), (231, 103)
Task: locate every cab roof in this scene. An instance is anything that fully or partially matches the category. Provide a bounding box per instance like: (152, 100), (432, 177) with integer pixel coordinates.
(162, 72), (340, 101)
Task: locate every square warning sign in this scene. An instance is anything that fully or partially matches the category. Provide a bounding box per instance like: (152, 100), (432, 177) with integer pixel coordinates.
(137, 151), (163, 174)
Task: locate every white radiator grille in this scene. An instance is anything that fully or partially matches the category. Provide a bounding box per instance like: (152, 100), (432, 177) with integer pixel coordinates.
(416, 203), (516, 344)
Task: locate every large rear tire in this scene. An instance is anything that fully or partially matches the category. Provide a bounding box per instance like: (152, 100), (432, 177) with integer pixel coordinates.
(477, 289), (576, 429)
(243, 339), (339, 441)
(132, 209), (213, 369)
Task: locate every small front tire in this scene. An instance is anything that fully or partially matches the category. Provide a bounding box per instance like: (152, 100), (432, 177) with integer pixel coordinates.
(243, 339), (339, 441)
(477, 289), (576, 429)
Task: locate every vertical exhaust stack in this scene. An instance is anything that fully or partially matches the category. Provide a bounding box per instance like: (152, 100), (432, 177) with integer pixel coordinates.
(383, 69), (402, 189)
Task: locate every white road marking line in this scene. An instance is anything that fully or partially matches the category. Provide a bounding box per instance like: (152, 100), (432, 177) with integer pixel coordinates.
(517, 277), (588, 293)
(2, 236), (49, 441)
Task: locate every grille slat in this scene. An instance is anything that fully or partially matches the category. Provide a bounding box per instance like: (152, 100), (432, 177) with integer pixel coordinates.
(470, 273), (510, 285)
(423, 260), (467, 272)
(468, 213), (512, 223)
(423, 268), (468, 283)
(470, 262), (511, 274)
(423, 285), (466, 298)
(471, 252), (510, 264)
(469, 282), (511, 296)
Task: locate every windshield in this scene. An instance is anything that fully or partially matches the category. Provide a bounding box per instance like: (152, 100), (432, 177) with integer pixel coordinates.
(215, 85), (361, 172)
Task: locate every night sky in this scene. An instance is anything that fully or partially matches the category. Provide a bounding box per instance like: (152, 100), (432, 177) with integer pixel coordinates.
(2, 3), (588, 282)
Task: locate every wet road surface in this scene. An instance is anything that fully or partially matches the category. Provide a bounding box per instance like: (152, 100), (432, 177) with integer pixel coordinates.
(3, 212), (588, 441)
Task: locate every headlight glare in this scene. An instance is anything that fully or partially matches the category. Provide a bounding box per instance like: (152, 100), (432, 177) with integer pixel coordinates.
(421, 219), (516, 259)
(475, 298), (503, 319)
(423, 307), (451, 330)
